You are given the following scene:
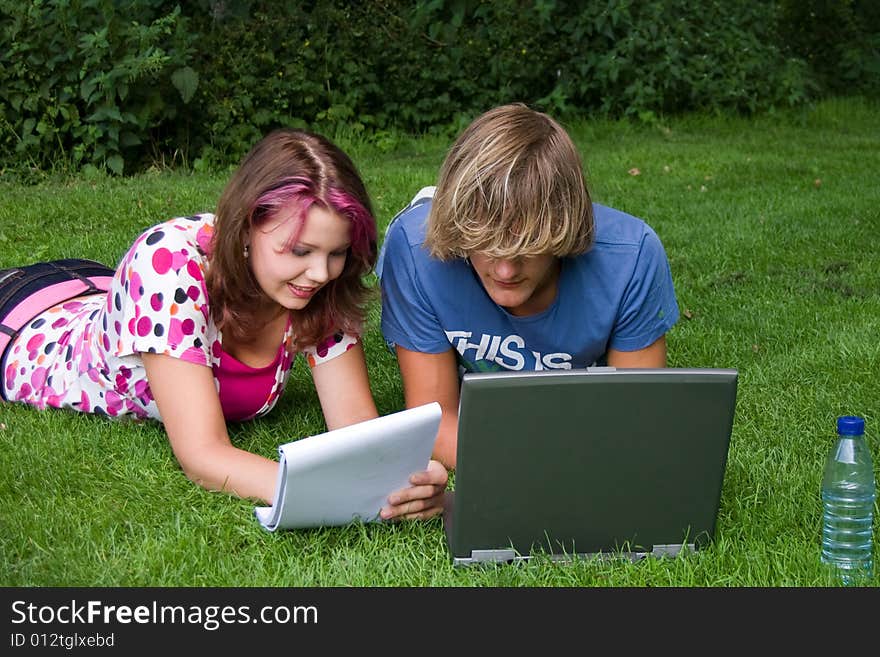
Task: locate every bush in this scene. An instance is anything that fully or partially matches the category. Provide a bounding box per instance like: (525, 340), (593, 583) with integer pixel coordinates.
(777, 0), (880, 97)
(548, 1), (811, 116)
(0, 0), (199, 174)
(1, 0), (875, 176)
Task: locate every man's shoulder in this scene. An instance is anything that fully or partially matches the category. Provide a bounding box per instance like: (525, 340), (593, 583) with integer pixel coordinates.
(385, 197), (432, 251)
(592, 203), (654, 248)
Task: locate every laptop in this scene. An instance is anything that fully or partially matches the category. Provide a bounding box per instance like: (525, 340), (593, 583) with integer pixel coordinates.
(442, 367), (738, 565)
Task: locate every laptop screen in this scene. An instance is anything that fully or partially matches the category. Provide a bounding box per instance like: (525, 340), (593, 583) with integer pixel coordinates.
(445, 367), (738, 564)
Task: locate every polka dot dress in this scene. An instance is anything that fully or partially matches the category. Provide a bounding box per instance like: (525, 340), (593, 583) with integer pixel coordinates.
(2, 214), (357, 421)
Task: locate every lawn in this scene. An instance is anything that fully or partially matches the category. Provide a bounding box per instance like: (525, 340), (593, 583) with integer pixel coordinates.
(0, 97), (878, 586)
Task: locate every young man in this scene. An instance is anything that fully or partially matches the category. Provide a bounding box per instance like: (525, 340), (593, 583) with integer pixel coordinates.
(379, 104), (679, 468)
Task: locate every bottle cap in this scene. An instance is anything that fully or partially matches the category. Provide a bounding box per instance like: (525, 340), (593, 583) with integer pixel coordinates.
(837, 416), (865, 436)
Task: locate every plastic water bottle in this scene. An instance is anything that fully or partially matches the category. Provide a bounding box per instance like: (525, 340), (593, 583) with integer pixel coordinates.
(820, 415), (876, 585)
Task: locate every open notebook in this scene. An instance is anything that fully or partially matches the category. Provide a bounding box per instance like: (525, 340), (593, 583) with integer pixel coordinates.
(255, 402), (441, 530)
(443, 367), (739, 565)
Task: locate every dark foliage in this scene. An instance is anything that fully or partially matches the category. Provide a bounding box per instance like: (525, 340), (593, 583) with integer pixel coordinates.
(1, 0), (875, 175)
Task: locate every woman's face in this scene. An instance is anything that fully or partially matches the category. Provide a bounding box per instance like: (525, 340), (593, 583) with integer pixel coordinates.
(248, 203), (350, 311)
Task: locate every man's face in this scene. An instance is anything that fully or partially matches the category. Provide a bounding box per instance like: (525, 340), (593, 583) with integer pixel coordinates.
(467, 252), (561, 317)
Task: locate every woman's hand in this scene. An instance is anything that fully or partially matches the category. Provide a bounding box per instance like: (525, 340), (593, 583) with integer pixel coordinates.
(380, 459), (449, 521)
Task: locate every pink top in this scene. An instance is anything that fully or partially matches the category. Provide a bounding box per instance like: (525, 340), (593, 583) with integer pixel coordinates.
(217, 345), (283, 422)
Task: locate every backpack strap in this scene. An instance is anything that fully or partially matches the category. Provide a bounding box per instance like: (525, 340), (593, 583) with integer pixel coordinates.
(0, 260), (114, 364)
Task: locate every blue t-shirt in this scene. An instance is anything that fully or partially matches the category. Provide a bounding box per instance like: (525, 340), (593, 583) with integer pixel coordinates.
(378, 194), (679, 373)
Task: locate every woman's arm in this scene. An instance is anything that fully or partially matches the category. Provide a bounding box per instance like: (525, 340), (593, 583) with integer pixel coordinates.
(310, 341), (379, 430)
(606, 335), (668, 368)
(311, 342), (448, 520)
(395, 346), (461, 469)
(142, 352), (279, 504)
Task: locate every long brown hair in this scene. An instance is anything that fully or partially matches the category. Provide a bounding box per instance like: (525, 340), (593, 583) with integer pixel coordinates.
(208, 129), (377, 350)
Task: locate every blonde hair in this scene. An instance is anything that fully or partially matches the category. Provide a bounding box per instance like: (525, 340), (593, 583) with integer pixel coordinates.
(425, 103), (593, 260)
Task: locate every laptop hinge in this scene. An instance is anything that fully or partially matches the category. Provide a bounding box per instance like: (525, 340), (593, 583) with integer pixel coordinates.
(651, 543), (694, 557)
(469, 549), (519, 563)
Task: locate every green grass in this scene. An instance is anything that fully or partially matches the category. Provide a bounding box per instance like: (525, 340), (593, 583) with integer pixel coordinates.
(1, 98), (878, 586)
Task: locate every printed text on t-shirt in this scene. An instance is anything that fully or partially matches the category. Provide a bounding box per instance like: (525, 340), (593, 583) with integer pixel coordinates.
(445, 330), (572, 370)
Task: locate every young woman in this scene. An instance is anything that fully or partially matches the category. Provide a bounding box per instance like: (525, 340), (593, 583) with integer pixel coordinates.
(1, 128), (446, 519)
